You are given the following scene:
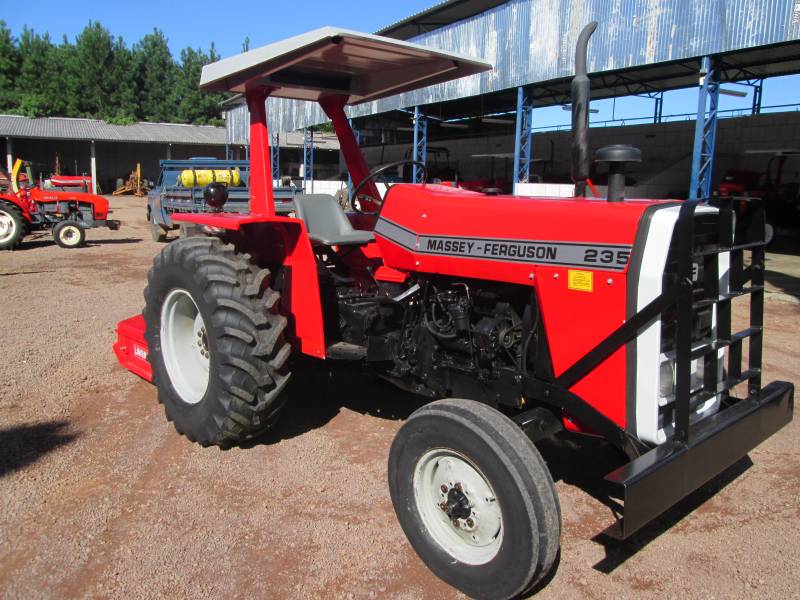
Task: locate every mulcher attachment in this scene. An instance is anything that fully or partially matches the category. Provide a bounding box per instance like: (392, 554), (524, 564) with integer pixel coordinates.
(604, 196), (793, 539)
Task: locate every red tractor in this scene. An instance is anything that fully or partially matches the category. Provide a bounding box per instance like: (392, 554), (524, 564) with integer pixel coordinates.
(0, 159), (119, 250)
(114, 25), (793, 598)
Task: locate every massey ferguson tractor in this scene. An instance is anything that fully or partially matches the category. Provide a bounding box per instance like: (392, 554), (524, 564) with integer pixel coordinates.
(113, 25), (793, 599)
(0, 159), (119, 249)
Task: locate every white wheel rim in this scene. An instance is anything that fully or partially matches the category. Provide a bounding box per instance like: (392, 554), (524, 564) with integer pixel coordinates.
(413, 448), (503, 565)
(0, 210), (17, 243)
(764, 223), (774, 245)
(59, 224), (81, 246)
(160, 288), (210, 404)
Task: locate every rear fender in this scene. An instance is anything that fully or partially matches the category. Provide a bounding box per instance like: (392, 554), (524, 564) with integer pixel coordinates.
(173, 212), (326, 358)
(0, 193), (34, 222)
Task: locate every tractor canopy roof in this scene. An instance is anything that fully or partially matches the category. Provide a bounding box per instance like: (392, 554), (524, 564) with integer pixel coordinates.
(199, 26), (491, 104)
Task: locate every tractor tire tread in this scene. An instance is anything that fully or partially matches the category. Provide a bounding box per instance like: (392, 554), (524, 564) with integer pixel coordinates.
(144, 236), (291, 447)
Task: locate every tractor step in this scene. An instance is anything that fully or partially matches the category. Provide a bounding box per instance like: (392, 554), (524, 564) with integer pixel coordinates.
(326, 341), (367, 360)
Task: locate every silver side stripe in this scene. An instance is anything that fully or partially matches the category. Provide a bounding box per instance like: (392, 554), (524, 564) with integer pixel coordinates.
(375, 217), (632, 271)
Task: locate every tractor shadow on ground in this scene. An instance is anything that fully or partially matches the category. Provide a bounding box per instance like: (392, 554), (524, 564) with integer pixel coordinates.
(534, 432), (753, 574)
(0, 420), (79, 478)
(16, 237), (142, 250)
(764, 267), (800, 302)
(590, 455), (751, 573)
(85, 237), (143, 246)
(241, 360), (427, 448)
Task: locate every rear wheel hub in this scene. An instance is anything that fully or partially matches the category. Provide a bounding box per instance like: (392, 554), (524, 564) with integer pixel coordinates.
(0, 211), (16, 242)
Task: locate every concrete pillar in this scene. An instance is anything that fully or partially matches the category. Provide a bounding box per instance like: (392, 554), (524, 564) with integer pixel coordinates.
(166, 143), (172, 160)
(90, 141), (98, 195)
(5, 137), (12, 174)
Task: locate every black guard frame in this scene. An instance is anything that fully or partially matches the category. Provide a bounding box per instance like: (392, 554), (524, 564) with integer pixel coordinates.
(524, 196), (794, 539)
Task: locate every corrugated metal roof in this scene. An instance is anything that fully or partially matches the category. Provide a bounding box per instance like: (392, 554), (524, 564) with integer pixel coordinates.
(0, 114), (226, 145)
(244, 0), (800, 133)
(375, 0), (507, 40)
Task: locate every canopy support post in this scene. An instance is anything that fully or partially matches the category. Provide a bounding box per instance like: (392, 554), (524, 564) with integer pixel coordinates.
(246, 85), (275, 216)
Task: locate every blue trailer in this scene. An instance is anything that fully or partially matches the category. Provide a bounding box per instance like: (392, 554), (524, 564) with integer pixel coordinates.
(147, 158), (300, 242)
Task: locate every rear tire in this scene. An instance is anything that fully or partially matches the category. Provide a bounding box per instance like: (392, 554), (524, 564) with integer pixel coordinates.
(53, 220), (86, 248)
(143, 236), (291, 447)
(0, 203), (26, 250)
(388, 399), (561, 600)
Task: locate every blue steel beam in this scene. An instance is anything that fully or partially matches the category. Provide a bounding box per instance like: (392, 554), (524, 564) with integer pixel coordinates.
(271, 133), (280, 182)
(654, 92), (663, 124)
(513, 87), (534, 184)
(303, 128), (314, 193)
(689, 56), (721, 200)
(412, 106), (428, 183)
(752, 79), (763, 115)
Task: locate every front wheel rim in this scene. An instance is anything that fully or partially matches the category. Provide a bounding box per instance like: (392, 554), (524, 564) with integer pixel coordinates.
(160, 288), (210, 404)
(59, 225), (81, 245)
(413, 448), (503, 565)
(0, 211), (17, 243)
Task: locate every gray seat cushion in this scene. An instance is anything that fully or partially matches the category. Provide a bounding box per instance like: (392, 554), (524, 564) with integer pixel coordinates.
(294, 194), (374, 246)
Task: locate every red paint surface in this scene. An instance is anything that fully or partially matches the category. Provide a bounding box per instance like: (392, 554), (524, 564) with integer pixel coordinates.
(320, 95), (381, 205)
(246, 86), (275, 216)
(373, 184), (672, 428)
(113, 315), (152, 382)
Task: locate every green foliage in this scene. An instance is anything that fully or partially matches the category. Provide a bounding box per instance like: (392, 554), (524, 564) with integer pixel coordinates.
(0, 21), (20, 111)
(0, 21), (228, 125)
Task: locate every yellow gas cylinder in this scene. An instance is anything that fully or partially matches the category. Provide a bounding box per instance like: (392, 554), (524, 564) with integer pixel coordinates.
(179, 168), (242, 188)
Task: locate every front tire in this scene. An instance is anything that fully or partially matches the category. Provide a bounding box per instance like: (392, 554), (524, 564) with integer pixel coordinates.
(388, 399), (561, 600)
(143, 236), (292, 447)
(53, 220), (86, 248)
(0, 203), (26, 250)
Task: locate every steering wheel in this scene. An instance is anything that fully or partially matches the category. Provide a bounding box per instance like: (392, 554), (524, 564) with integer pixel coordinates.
(349, 160), (427, 213)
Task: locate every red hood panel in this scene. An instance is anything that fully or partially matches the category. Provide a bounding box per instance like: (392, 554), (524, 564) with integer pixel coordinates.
(380, 184), (669, 246)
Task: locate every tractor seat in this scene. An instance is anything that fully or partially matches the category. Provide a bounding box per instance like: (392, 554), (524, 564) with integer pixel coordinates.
(293, 194), (374, 246)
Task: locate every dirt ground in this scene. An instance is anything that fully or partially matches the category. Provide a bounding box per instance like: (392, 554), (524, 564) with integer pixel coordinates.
(0, 196), (798, 599)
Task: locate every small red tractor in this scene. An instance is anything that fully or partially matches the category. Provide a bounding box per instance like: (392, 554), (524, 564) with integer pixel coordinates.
(114, 25), (793, 598)
(0, 159), (119, 250)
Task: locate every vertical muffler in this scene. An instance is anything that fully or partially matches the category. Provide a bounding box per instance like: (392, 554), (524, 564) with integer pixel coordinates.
(570, 22), (597, 198)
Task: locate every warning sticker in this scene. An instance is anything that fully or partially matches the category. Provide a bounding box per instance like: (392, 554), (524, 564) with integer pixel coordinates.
(568, 270), (593, 292)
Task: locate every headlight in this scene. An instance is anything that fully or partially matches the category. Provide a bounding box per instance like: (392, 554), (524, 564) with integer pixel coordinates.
(659, 359), (675, 398)
(659, 356), (705, 401)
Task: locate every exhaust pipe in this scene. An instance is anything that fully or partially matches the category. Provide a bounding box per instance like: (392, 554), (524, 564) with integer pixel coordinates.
(570, 21), (598, 198)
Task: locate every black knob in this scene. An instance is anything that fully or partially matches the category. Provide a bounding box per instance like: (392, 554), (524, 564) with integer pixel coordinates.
(595, 145), (641, 202)
(203, 182), (229, 210)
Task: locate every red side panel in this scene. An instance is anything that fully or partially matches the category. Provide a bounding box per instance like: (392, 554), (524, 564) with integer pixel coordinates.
(373, 184), (671, 430)
(114, 315), (152, 382)
(27, 188), (111, 220)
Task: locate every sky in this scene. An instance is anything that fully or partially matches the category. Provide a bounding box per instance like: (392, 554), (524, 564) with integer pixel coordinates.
(3, 0), (436, 57)
(4, 0), (798, 128)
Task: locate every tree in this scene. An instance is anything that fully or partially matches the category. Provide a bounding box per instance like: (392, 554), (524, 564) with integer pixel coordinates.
(2, 21), (224, 125)
(133, 29), (179, 122)
(173, 43), (225, 125)
(0, 21), (20, 112)
(16, 27), (66, 117)
(68, 22), (117, 118)
(107, 37), (139, 122)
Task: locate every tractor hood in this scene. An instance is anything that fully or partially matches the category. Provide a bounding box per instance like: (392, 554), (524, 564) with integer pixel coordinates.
(374, 184), (675, 284)
(199, 26), (492, 103)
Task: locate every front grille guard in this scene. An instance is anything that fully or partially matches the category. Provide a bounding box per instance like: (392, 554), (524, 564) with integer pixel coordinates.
(525, 196), (792, 539)
(670, 195), (765, 443)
